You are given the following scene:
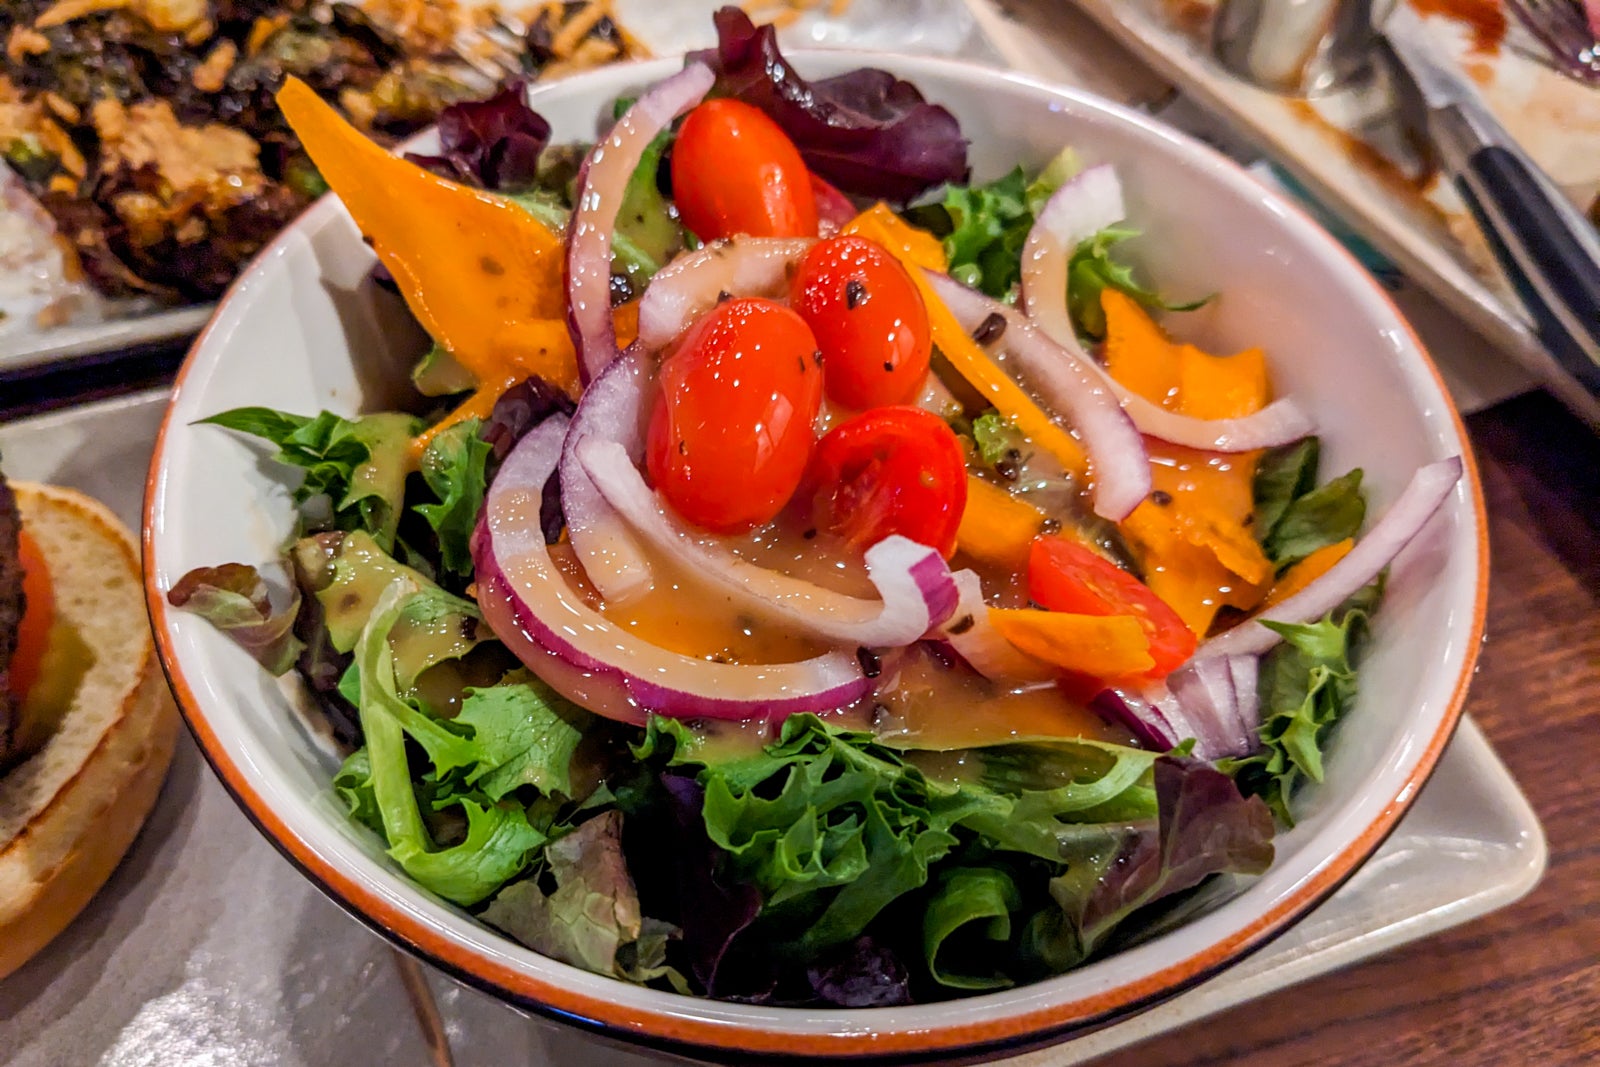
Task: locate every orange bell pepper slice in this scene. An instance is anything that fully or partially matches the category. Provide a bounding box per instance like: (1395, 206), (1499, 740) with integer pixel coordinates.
(1103, 291), (1276, 635)
(987, 609), (1155, 679)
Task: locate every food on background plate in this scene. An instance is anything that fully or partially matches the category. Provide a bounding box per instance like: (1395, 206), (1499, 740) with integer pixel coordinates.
(0, 0), (645, 314)
(170, 6), (1464, 1005)
(0, 465), (179, 980)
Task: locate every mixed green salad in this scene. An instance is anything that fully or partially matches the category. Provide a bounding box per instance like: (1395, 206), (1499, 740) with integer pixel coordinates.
(168, 8), (1462, 1006)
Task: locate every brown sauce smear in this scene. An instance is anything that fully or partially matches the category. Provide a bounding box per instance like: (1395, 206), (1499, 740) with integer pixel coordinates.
(1410, 0), (1507, 56)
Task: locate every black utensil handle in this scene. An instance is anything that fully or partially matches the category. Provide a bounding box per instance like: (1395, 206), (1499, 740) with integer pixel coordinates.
(1456, 145), (1600, 393)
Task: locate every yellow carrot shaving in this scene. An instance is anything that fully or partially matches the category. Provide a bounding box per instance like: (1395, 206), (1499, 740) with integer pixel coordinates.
(987, 609), (1154, 678)
(1262, 538), (1353, 609)
(1104, 291), (1276, 633)
(842, 205), (1090, 478)
(956, 475), (1048, 570)
(277, 76), (570, 449)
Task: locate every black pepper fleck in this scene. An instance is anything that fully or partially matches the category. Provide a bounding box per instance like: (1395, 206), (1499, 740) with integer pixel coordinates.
(803, 528), (818, 540)
(882, 360), (894, 373)
(1150, 490), (1173, 506)
(971, 312), (1006, 345)
(856, 647), (882, 678)
(677, 439), (688, 455)
(1041, 517), (1062, 534)
(845, 278), (867, 309)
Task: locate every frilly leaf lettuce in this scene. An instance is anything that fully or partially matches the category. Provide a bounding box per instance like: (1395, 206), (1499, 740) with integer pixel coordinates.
(636, 713), (1265, 992)
(454, 680), (586, 802)
(197, 408), (420, 551)
(414, 418), (493, 580)
(350, 580), (546, 905)
(1066, 227), (1209, 342)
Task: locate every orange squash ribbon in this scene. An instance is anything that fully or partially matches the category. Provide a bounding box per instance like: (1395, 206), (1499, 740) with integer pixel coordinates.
(1103, 290), (1276, 637)
(275, 77), (585, 459)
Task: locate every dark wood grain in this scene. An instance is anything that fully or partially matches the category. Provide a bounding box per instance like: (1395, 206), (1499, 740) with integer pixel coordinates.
(1091, 390), (1600, 1067)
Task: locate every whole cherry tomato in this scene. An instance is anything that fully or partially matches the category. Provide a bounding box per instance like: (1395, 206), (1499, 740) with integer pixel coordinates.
(670, 99), (818, 242)
(791, 236), (933, 410)
(646, 297), (823, 533)
(1027, 536), (1197, 678)
(807, 406), (967, 559)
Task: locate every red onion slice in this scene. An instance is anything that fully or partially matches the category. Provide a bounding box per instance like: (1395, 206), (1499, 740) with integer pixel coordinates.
(476, 411), (873, 723)
(925, 272), (1150, 521)
(560, 346), (655, 604)
(1230, 654), (1261, 735)
(1093, 653), (1261, 761)
(1021, 164), (1127, 348)
(566, 63), (714, 383)
(577, 436), (958, 646)
(636, 237), (815, 352)
(938, 570), (1055, 683)
(1198, 456), (1464, 660)
(1017, 166), (1314, 453)
(1165, 656), (1254, 759)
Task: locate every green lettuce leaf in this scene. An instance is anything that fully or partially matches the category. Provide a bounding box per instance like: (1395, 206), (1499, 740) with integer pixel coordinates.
(165, 562), (304, 675)
(197, 408), (421, 550)
(922, 867), (1023, 990)
(1252, 438), (1321, 543)
(971, 410), (1023, 469)
(646, 714), (1165, 975)
(1066, 227), (1209, 342)
(333, 747), (384, 834)
(414, 418), (493, 579)
(1263, 469), (1366, 569)
(480, 810), (686, 989)
(1252, 437), (1368, 569)
(350, 580), (546, 905)
(1218, 581), (1383, 824)
(454, 680), (586, 801)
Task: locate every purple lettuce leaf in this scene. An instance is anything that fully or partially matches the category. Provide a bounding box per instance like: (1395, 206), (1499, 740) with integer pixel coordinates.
(687, 7), (969, 204)
(805, 935), (913, 1008)
(405, 81), (551, 192)
(659, 774), (766, 996)
(168, 563), (305, 676)
(1027, 757), (1274, 972)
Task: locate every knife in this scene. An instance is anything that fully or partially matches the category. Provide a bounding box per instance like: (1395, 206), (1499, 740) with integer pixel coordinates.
(1378, 2), (1600, 393)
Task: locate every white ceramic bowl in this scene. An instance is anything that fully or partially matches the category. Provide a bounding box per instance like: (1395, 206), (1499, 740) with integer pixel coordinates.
(144, 54), (1486, 1062)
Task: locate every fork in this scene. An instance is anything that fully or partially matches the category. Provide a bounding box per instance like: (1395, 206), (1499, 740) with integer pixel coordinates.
(1504, 0), (1600, 84)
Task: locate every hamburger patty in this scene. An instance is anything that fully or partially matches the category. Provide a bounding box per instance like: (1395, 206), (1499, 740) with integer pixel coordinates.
(0, 469), (22, 753)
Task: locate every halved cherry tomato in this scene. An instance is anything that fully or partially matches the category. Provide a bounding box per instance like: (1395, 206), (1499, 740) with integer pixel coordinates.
(670, 98), (818, 241)
(8, 527), (54, 704)
(1027, 536), (1196, 678)
(808, 406), (967, 559)
(646, 297), (823, 533)
(791, 236), (933, 410)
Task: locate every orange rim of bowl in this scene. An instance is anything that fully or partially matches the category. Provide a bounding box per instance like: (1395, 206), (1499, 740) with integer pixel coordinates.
(142, 56), (1490, 1061)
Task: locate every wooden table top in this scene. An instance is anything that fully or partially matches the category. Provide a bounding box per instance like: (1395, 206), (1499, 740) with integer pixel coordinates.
(1093, 390), (1600, 1066)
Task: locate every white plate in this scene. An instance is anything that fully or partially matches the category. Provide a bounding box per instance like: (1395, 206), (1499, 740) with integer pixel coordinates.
(1052, 0), (1600, 427)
